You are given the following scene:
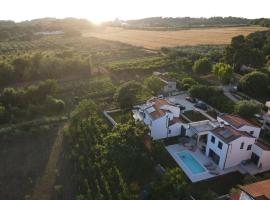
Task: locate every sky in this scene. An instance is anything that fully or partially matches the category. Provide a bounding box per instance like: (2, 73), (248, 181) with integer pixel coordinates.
(1, 0), (270, 24)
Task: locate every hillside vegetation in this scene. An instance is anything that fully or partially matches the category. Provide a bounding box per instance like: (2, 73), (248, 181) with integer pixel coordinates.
(108, 16), (251, 29)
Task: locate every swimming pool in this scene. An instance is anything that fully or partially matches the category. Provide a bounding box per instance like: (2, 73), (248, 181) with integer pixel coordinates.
(177, 151), (206, 174)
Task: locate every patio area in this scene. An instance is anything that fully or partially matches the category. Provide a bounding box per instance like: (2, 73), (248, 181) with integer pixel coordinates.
(240, 162), (270, 175)
(166, 143), (239, 182)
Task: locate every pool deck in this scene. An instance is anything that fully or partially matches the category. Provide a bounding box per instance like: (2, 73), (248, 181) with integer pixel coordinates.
(166, 144), (240, 182)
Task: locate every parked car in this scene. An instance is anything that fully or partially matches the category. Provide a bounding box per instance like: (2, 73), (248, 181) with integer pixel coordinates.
(194, 101), (207, 110)
(254, 114), (263, 120)
(175, 103), (186, 110)
(185, 96), (197, 103)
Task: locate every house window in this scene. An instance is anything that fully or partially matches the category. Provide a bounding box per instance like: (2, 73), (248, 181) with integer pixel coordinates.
(250, 131), (254, 135)
(247, 145), (252, 151)
(218, 141), (223, 150)
(211, 136), (215, 144)
(240, 142), (244, 149)
(168, 129), (171, 134)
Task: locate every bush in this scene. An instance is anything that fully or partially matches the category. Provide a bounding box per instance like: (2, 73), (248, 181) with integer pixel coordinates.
(176, 58), (193, 72)
(114, 81), (143, 109)
(180, 77), (198, 90)
(46, 96), (65, 113)
(144, 75), (164, 94)
(212, 63), (233, 83)
(234, 100), (261, 118)
(192, 57), (212, 75)
(189, 84), (234, 113)
(239, 71), (269, 96)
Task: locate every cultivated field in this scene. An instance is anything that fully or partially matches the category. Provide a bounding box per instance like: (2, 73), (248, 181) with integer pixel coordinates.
(84, 26), (268, 49)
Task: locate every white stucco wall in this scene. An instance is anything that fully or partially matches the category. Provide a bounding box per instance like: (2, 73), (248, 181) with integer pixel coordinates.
(150, 115), (169, 140)
(163, 82), (177, 93)
(206, 132), (229, 169)
(206, 133), (256, 169)
(168, 123), (182, 137)
(238, 125), (261, 138)
(225, 137), (256, 169)
(253, 144), (270, 168)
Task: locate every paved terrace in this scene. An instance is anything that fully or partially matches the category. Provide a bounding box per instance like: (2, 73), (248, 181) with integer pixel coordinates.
(166, 144), (242, 183)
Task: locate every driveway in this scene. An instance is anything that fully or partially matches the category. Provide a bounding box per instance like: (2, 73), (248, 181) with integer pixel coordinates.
(166, 93), (217, 121)
(166, 93), (195, 111)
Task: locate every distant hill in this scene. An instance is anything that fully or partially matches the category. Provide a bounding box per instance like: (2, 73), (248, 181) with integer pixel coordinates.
(250, 18), (270, 27)
(0, 18), (94, 41)
(107, 17), (254, 30)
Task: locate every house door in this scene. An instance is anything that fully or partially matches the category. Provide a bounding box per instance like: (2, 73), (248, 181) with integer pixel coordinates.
(180, 126), (186, 137)
(209, 149), (220, 165)
(251, 152), (260, 165)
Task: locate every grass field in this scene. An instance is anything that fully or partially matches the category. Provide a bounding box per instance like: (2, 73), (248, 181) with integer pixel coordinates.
(84, 26), (268, 49)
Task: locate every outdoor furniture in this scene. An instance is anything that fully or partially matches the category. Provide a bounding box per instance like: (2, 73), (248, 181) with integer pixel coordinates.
(206, 166), (217, 170)
(209, 170), (220, 175)
(204, 162), (213, 168)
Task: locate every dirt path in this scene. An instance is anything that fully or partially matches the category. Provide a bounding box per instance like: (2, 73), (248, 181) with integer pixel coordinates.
(31, 123), (68, 200)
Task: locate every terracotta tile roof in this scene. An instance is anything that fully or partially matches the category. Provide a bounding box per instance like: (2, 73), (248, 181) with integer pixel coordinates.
(219, 114), (257, 128)
(240, 179), (270, 200)
(169, 117), (182, 126)
(255, 139), (270, 151)
(159, 74), (176, 82)
(147, 98), (174, 119)
(212, 125), (253, 143)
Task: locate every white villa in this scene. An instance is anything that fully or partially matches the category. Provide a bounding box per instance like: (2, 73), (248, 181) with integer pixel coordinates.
(134, 97), (270, 182)
(133, 97), (185, 140)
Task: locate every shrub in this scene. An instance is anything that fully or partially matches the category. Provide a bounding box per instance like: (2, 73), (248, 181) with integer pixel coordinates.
(114, 81), (143, 109)
(46, 96), (65, 113)
(239, 71), (269, 96)
(144, 75), (164, 94)
(192, 57), (212, 75)
(212, 63), (233, 83)
(180, 77), (198, 90)
(189, 84), (234, 113)
(234, 100), (261, 118)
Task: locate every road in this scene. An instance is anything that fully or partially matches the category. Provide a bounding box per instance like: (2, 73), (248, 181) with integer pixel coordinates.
(221, 86), (239, 103)
(31, 123), (69, 200)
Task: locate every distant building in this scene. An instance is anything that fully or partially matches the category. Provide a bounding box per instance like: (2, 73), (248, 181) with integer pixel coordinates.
(158, 74), (177, 96)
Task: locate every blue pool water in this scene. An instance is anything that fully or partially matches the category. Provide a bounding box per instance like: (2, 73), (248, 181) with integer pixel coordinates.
(177, 151), (205, 174)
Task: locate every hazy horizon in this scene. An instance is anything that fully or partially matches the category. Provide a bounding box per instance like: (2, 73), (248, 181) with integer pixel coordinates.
(1, 0), (270, 24)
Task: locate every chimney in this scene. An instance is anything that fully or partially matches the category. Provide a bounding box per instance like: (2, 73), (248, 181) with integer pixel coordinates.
(220, 121), (224, 128)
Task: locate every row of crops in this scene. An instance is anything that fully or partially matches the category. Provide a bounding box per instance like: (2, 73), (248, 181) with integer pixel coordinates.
(106, 56), (174, 71)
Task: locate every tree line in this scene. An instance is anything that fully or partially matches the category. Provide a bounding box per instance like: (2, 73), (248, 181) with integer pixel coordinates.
(0, 51), (90, 86)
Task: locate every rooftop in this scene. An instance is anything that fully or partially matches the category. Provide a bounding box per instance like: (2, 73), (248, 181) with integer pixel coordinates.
(212, 125), (253, 143)
(169, 117), (183, 126)
(219, 114), (257, 128)
(255, 139), (270, 151)
(159, 74), (176, 83)
(147, 98), (174, 119)
(240, 179), (270, 200)
(189, 120), (218, 133)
